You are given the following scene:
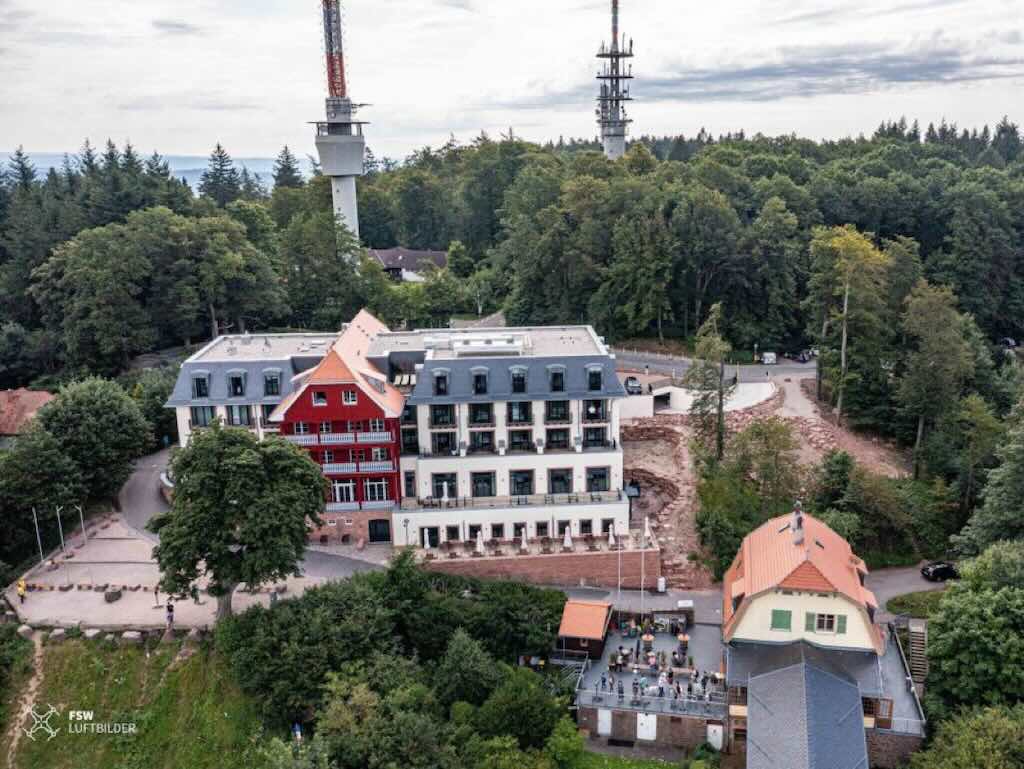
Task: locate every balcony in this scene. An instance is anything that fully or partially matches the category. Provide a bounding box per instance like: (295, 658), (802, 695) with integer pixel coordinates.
(320, 432), (356, 445)
(285, 434), (318, 446)
(401, 489), (624, 511)
(545, 415), (572, 425)
(323, 462), (358, 474)
(360, 460), (395, 473)
(325, 501), (359, 513)
(362, 499), (395, 511)
(357, 431), (393, 443)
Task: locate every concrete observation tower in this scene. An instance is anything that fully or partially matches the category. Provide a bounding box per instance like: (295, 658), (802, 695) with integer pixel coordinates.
(314, 0), (366, 239)
(596, 0), (634, 160)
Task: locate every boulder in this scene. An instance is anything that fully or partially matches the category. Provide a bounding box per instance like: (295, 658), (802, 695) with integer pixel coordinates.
(103, 589), (122, 604)
(48, 628), (66, 644)
(120, 630), (143, 645)
(17, 624), (33, 640)
(83, 628), (102, 641)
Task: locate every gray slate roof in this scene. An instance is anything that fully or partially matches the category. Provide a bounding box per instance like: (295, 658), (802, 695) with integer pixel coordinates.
(166, 355), (323, 407)
(404, 356), (625, 406)
(727, 640), (884, 697)
(747, 662), (868, 769)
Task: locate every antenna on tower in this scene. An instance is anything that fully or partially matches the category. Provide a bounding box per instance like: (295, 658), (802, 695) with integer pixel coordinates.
(596, 0), (634, 160)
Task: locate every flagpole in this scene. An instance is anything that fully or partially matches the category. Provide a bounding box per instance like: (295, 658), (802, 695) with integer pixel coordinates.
(640, 516), (646, 618)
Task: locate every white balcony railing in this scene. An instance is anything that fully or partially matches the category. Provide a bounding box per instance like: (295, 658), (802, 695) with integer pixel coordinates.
(362, 499), (395, 511)
(360, 460), (394, 473)
(285, 434), (318, 446)
(323, 462), (358, 474)
(320, 432), (356, 445)
(357, 431), (393, 443)
(325, 501), (360, 513)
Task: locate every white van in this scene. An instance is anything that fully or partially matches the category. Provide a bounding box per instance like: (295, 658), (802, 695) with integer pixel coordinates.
(762, 352), (777, 365)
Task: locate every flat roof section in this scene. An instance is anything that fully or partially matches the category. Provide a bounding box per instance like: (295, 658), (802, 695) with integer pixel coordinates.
(187, 333), (338, 363)
(368, 325), (610, 360)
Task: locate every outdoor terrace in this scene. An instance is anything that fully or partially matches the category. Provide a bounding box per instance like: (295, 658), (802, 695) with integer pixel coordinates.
(400, 490), (625, 512)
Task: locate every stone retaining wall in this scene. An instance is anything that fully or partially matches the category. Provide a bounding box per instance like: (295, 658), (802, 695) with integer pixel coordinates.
(423, 548), (661, 589)
(866, 729), (924, 768)
(578, 706), (711, 749)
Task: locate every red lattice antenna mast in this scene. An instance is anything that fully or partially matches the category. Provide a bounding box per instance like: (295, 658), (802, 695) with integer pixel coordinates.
(322, 0), (347, 99)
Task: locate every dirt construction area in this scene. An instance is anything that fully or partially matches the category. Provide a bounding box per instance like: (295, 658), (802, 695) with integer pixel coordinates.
(621, 374), (910, 589)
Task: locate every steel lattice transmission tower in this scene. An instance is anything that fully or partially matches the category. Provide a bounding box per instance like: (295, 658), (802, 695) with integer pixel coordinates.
(314, 0), (366, 239)
(595, 0), (634, 160)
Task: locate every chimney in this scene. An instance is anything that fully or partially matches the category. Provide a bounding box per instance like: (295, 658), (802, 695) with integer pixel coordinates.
(792, 500), (804, 545)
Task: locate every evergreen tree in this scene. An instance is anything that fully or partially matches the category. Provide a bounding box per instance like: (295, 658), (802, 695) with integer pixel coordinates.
(199, 143), (242, 207)
(272, 146), (304, 189)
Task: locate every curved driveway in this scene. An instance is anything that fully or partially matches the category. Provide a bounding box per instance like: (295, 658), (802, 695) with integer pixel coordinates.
(614, 350), (816, 382)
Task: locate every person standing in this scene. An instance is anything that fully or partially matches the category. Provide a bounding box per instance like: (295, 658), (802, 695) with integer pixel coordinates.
(17, 578), (27, 605)
(165, 599), (174, 630)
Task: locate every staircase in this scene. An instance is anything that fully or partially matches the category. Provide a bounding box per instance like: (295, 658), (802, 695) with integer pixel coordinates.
(908, 619), (928, 687)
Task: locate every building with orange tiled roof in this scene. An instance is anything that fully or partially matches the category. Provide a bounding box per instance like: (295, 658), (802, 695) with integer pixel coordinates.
(723, 505), (882, 654)
(0, 388), (54, 448)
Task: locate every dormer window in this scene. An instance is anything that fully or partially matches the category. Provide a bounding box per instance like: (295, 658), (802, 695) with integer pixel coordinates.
(550, 370), (565, 393)
(192, 376), (209, 399)
(434, 373), (449, 396)
(587, 368), (603, 391)
(343, 390), (357, 405)
(263, 373), (281, 397)
(511, 368), (527, 394)
(229, 373), (246, 397)
(313, 391), (328, 407)
(473, 372), (488, 395)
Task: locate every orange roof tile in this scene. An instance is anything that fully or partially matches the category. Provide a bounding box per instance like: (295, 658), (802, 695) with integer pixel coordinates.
(558, 600), (612, 641)
(308, 349), (356, 384)
(723, 512), (879, 647)
(332, 309), (404, 417)
(0, 388), (53, 435)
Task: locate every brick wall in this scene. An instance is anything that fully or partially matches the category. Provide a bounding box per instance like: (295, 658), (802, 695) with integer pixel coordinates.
(866, 729), (923, 768)
(576, 707), (710, 749)
(309, 509), (392, 547)
(424, 548), (661, 589)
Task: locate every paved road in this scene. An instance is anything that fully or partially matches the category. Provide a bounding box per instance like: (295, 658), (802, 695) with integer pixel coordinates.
(865, 566), (946, 618)
(614, 350), (817, 382)
(117, 449), (381, 580)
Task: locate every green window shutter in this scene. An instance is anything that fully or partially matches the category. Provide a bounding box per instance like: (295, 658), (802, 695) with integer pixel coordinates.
(837, 615), (847, 634)
(770, 610), (792, 631)
(805, 612), (816, 632)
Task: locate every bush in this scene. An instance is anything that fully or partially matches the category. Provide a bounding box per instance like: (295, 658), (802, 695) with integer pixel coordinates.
(475, 667), (564, 751)
(886, 590), (945, 619)
(909, 704), (1024, 769)
(0, 624), (33, 731)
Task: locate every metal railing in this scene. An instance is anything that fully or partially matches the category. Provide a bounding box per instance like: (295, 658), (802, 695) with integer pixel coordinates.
(575, 689), (727, 718)
(285, 434), (318, 446)
(323, 462), (357, 473)
(362, 499), (395, 511)
(320, 432), (356, 445)
(357, 431), (393, 443)
(400, 489), (624, 511)
(322, 461), (395, 474)
(325, 501), (359, 513)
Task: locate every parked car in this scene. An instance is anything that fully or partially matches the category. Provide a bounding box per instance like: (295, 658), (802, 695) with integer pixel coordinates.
(1000, 337), (1018, 349)
(624, 376), (643, 395)
(921, 561), (959, 582)
(762, 352), (777, 365)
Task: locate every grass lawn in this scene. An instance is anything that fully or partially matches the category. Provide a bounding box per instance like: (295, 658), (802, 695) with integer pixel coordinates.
(579, 752), (680, 768)
(887, 589), (946, 618)
(0, 626), (34, 736)
(10, 638), (265, 769)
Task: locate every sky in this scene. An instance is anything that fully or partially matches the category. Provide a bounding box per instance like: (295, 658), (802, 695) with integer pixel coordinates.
(2, 0), (1022, 162)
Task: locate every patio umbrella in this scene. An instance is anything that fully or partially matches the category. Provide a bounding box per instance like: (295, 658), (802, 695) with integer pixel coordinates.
(521, 526), (528, 551)
(644, 516), (653, 546)
(476, 529), (486, 555)
(563, 526), (573, 550)
(441, 481), (450, 506)
(608, 524), (616, 549)
(422, 528), (431, 550)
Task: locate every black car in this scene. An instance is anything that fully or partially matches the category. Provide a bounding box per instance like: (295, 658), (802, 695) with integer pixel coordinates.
(624, 376), (643, 395)
(921, 561), (958, 582)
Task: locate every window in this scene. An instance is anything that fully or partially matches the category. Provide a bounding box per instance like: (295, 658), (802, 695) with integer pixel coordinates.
(508, 402), (532, 424)
(431, 432), (457, 455)
(587, 368), (603, 391)
(404, 471), (416, 498)
(401, 428), (419, 455)
(546, 429), (570, 450)
(513, 522), (527, 539)
(548, 469), (573, 494)
(371, 447), (389, 460)
(446, 525), (461, 542)
(510, 470), (534, 496)
(263, 373), (281, 397)
(469, 403), (493, 425)
(401, 404), (417, 425)
(323, 450), (334, 463)
(557, 520), (570, 535)
(491, 523), (505, 540)
(190, 406), (217, 428)
(332, 479), (355, 503)
(294, 422), (309, 435)
(550, 370), (565, 393)
(468, 524), (482, 541)
(192, 376), (209, 399)
(432, 473), (457, 499)
(473, 372), (488, 395)
(434, 373), (448, 396)
(511, 369), (527, 393)
(364, 477), (389, 502)
(431, 404), (455, 427)
(601, 518), (615, 534)
(320, 421), (332, 433)
(226, 405), (251, 426)
(350, 449), (366, 462)
(545, 401), (570, 423)
(509, 430), (533, 452)
(770, 610), (792, 631)
(809, 613), (837, 633)
(261, 404), (276, 423)
(469, 431), (494, 454)
(586, 467), (610, 492)
(343, 390), (357, 405)
(471, 472), (496, 497)
(536, 521), (549, 538)
(347, 420), (364, 432)
(369, 418), (385, 433)
(580, 519), (593, 536)
(229, 373), (246, 397)
(313, 391), (328, 406)
(584, 400), (607, 421)
(583, 427), (607, 448)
